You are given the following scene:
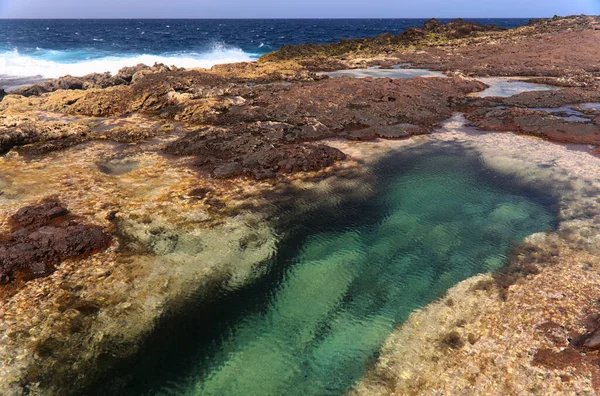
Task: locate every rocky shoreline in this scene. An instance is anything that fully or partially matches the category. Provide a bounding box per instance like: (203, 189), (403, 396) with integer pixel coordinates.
(1, 15), (600, 395)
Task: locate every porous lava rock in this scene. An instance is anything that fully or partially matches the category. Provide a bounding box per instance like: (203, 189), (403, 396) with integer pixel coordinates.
(164, 125), (346, 179)
(467, 107), (600, 145)
(0, 200), (111, 284)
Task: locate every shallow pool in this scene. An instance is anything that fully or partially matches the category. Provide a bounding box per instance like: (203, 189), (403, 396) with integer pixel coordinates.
(474, 77), (558, 97)
(114, 143), (557, 396)
(322, 66), (446, 79)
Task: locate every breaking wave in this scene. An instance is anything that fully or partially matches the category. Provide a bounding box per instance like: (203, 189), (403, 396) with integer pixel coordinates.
(0, 46), (257, 80)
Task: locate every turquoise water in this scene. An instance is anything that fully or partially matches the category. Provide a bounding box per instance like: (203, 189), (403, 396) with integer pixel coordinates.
(114, 143), (556, 395)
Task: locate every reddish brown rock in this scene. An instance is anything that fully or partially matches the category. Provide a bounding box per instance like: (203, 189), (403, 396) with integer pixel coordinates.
(467, 107), (600, 145)
(217, 76), (486, 133)
(393, 16), (600, 83)
(164, 125), (346, 179)
(161, 76), (483, 178)
(0, 200), (111, 284)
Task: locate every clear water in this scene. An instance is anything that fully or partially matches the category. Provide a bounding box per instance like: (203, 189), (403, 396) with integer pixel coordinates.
(531, 104), (600, 123)
(474, 77), (558, 97)
(0, 19), (530, 85)
(532, 105), (584, 116)
(556, 115), (591, 123)
(579, 103), (600, 111)
(323, 67), (446, 79)
(96, 159), (139, 175)
(109, 143), (557, 396)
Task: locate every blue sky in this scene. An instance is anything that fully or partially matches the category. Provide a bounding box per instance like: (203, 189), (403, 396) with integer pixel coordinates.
(1, 0), (598, 18)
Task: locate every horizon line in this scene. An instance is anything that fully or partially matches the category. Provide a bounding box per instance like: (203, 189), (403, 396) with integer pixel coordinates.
(0, 16), (579, 20)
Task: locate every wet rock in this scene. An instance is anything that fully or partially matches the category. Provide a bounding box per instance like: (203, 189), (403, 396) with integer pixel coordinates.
(297, 57), (351, 72)
(364, 124), (427, 139)
(188, 187), (212, 199)
(208, 143), (345, 179)
(213, 162), (243, 178)
(160, 76), (482, 178)
(17, 136), (89, 156)
(164, 124), (346, 179)
(468, 107), (600, 145)
(0, 200), (111, 283)
(377, 61), (395, 69)
(439, 331), (464, 350)
(582, 329), (600, 350)
(0, 119), (91, 156)
(500, 89), (600, 108)
(0, 127), (33, 155)
(92, 125), (161, 143)
(532, 348), (585, 371)
(572, 315), (600, 351)
(346, 129), (378, 141)
(239, 143), (346, 175)
(11, 200), (70, 229)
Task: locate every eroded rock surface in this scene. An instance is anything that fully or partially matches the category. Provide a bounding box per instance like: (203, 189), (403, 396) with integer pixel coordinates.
(9, 63), (174, 97)
(0, 200), (111, 285)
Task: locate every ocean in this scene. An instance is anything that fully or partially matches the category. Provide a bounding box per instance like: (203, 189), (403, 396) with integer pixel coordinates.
(0, 19), (530, 90)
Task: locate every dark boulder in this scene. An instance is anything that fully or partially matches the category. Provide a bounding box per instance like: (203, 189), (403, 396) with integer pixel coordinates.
(0, 200), (111, 284)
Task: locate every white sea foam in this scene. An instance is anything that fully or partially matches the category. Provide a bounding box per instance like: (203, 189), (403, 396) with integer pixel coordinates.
(0, 46), (257, 80)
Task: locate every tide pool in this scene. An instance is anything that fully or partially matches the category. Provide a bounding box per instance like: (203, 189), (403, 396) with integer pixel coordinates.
(112, 143), (557, 396)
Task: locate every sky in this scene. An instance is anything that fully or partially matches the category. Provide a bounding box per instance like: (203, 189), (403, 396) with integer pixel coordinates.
(0, 0), (598, 18)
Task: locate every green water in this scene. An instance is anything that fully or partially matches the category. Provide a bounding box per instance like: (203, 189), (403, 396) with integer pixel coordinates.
(120, 144), (557, 395)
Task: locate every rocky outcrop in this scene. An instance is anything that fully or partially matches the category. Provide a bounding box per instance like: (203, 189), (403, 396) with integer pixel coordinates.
(11, 73), (128, 97)
(164, 125), (346, 179)
(1, 69), (486, 180)
(392, 16), (600, 84)
(160, 76), (484, 178)
(467, 107), (600, 145)
(0, 118), (90, 155)
(0, 200), (111, 287)
(215, 76), (485, 134)
(259, 18), (504, 63)
(259, 16), (600, 85)
(10, 63), (174, 97)
(466, 88), (600, 146)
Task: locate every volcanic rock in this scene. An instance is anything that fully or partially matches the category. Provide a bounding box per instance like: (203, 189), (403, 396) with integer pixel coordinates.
(0, 200), (111, 283)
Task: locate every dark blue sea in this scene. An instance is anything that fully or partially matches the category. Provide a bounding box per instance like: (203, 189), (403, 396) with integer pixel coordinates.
(0, 19), (529, 87)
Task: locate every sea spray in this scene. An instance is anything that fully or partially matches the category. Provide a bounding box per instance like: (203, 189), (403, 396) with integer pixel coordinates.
(0, 46), (256, 80)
